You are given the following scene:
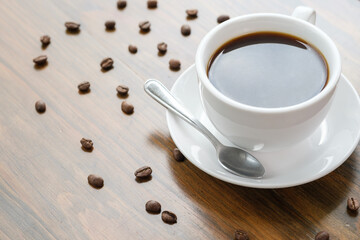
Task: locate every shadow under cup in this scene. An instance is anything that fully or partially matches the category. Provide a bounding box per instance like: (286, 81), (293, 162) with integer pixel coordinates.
(195, 13), (341, 152)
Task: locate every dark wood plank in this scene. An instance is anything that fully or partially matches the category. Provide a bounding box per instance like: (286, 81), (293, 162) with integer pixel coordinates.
(0, 0), (360, 239)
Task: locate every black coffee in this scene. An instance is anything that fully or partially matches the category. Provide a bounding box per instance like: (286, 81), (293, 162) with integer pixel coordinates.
(207, 32), (328, 108)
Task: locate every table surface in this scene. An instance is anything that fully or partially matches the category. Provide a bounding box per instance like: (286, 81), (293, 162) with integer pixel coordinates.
(1, 0), (360, 239)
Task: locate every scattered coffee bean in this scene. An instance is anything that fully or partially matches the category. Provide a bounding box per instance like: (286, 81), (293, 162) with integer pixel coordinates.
(169, 59), (181, 70)
(139, 21), (151, 31)
(35, 100), (46, 113)
(181, 24), (191, 36)
(315, 231), (329, 240)
(347, 197), (359, 211)
(78, 81), (90, 92)
(186, 9), (198, 18)
(80, 138), (93, 150)
(87, 174), (104, 189)
(234, 230), (249, 240)
(145, 200), (161, 214)
(147, 0), (157, 8)
(161, 211), (177, 224)
(173, 148), (185, 162)
(100, 58), (114, 70)
(116, 85), (129, 96)
(134, 166), (152, 178)
(117, 0), (127, 9)
(65, 22), (80, 31)
(157, 42), (167, 53)
(128, 45), (138, 54)
(33, 55), (47, 65)
(40, 35), (51, 46)
(105, 20), (116, 30)
(121, 101), (134, 114)
(217, 15), (230, 23)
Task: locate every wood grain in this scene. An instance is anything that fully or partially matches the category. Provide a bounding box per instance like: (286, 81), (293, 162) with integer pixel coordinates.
(0, 0), (360, 239)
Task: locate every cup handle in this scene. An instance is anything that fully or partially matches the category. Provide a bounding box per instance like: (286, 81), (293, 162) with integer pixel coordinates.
(292, 6), (316, 25)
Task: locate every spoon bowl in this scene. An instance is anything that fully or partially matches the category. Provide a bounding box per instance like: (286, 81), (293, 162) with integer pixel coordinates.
(217, 146), (264, 178)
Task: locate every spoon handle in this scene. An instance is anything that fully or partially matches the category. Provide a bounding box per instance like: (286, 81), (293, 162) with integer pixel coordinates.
(144, 79), (221, 147)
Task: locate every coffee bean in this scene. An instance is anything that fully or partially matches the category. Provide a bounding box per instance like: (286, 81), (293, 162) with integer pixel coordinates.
(217, 15), (230, 23)
(234, 230), (249, 240)
(121, 101), (134, 114)
(181, 24), (191, 36)
(315, 231), (329, 240)
(145, 200), (161, 214)
(80, 138), (93, 150)
(87, 174), (104, 189)
(105, 20), (116, 30)
(117, 0), (127, 9)
(161, 211), (177, 224)
(139, 21), (151, 31)
(173, 148), (185, 162)
(169, 59), (181, 71)
(116, 85), (129, 96)
(128, 45), (138, 54)
(147, 0), (157, 8)
(100, 58), (114, 70)
(157, 42), (167, 53)
(134, 166), (152, 178)
(78, 81), (90, 92)
(40, 35), (51, 46)
(65, 22), (80, 31)
(347, 197), (359, 211)
(186, 9), (198, 18)
(33, 55), (47, 65)
(35, 100), (46, 113)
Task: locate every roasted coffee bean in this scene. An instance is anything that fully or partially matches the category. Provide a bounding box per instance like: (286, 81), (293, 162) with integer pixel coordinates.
(128, 45), (138, 54)
(100, 58), (114, 70)
(35, 100), (46, 113)
(145, 200), (161, 213)
(40, 35), (51, 46)
(234, 230), (249, 240)
(80, 138), (93, 150)
(121, 101), (134, 114)
(217, 15), (230, 23)
(87, 174), (104, 189)
(78, 81), (90, 92)
(65, 22), (80, 31)
(134, 166), (152, 178)
(347, 197), (359, 211)
(105, 20), (116, 30)
(173, 148), (185, 162)
(116, 85), (129, 96)
(157, 42), (167, 53)
(161, 211), (177, 224)
(117, 0), (127, 9)
(139, 21), (151, 31)
(147, 0), (157, 8)
(186, 9), (198, 18)
(33, 55), (48, 65)
(315, 231), (329, 240)
(169, 59), (181, 70)
(181, 24), (191, 36)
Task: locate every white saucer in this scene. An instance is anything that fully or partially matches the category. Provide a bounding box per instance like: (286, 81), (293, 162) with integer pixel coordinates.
(166, 65), (360, 188)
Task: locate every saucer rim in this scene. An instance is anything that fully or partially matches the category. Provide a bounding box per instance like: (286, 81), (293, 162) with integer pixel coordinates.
(166, 64), (360, 188)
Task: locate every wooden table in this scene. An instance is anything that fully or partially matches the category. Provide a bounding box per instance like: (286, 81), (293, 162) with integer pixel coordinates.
(1, 0), (359, 239)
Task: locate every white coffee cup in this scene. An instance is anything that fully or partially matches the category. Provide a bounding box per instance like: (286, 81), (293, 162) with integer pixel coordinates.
(195, 6), (341, 152)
